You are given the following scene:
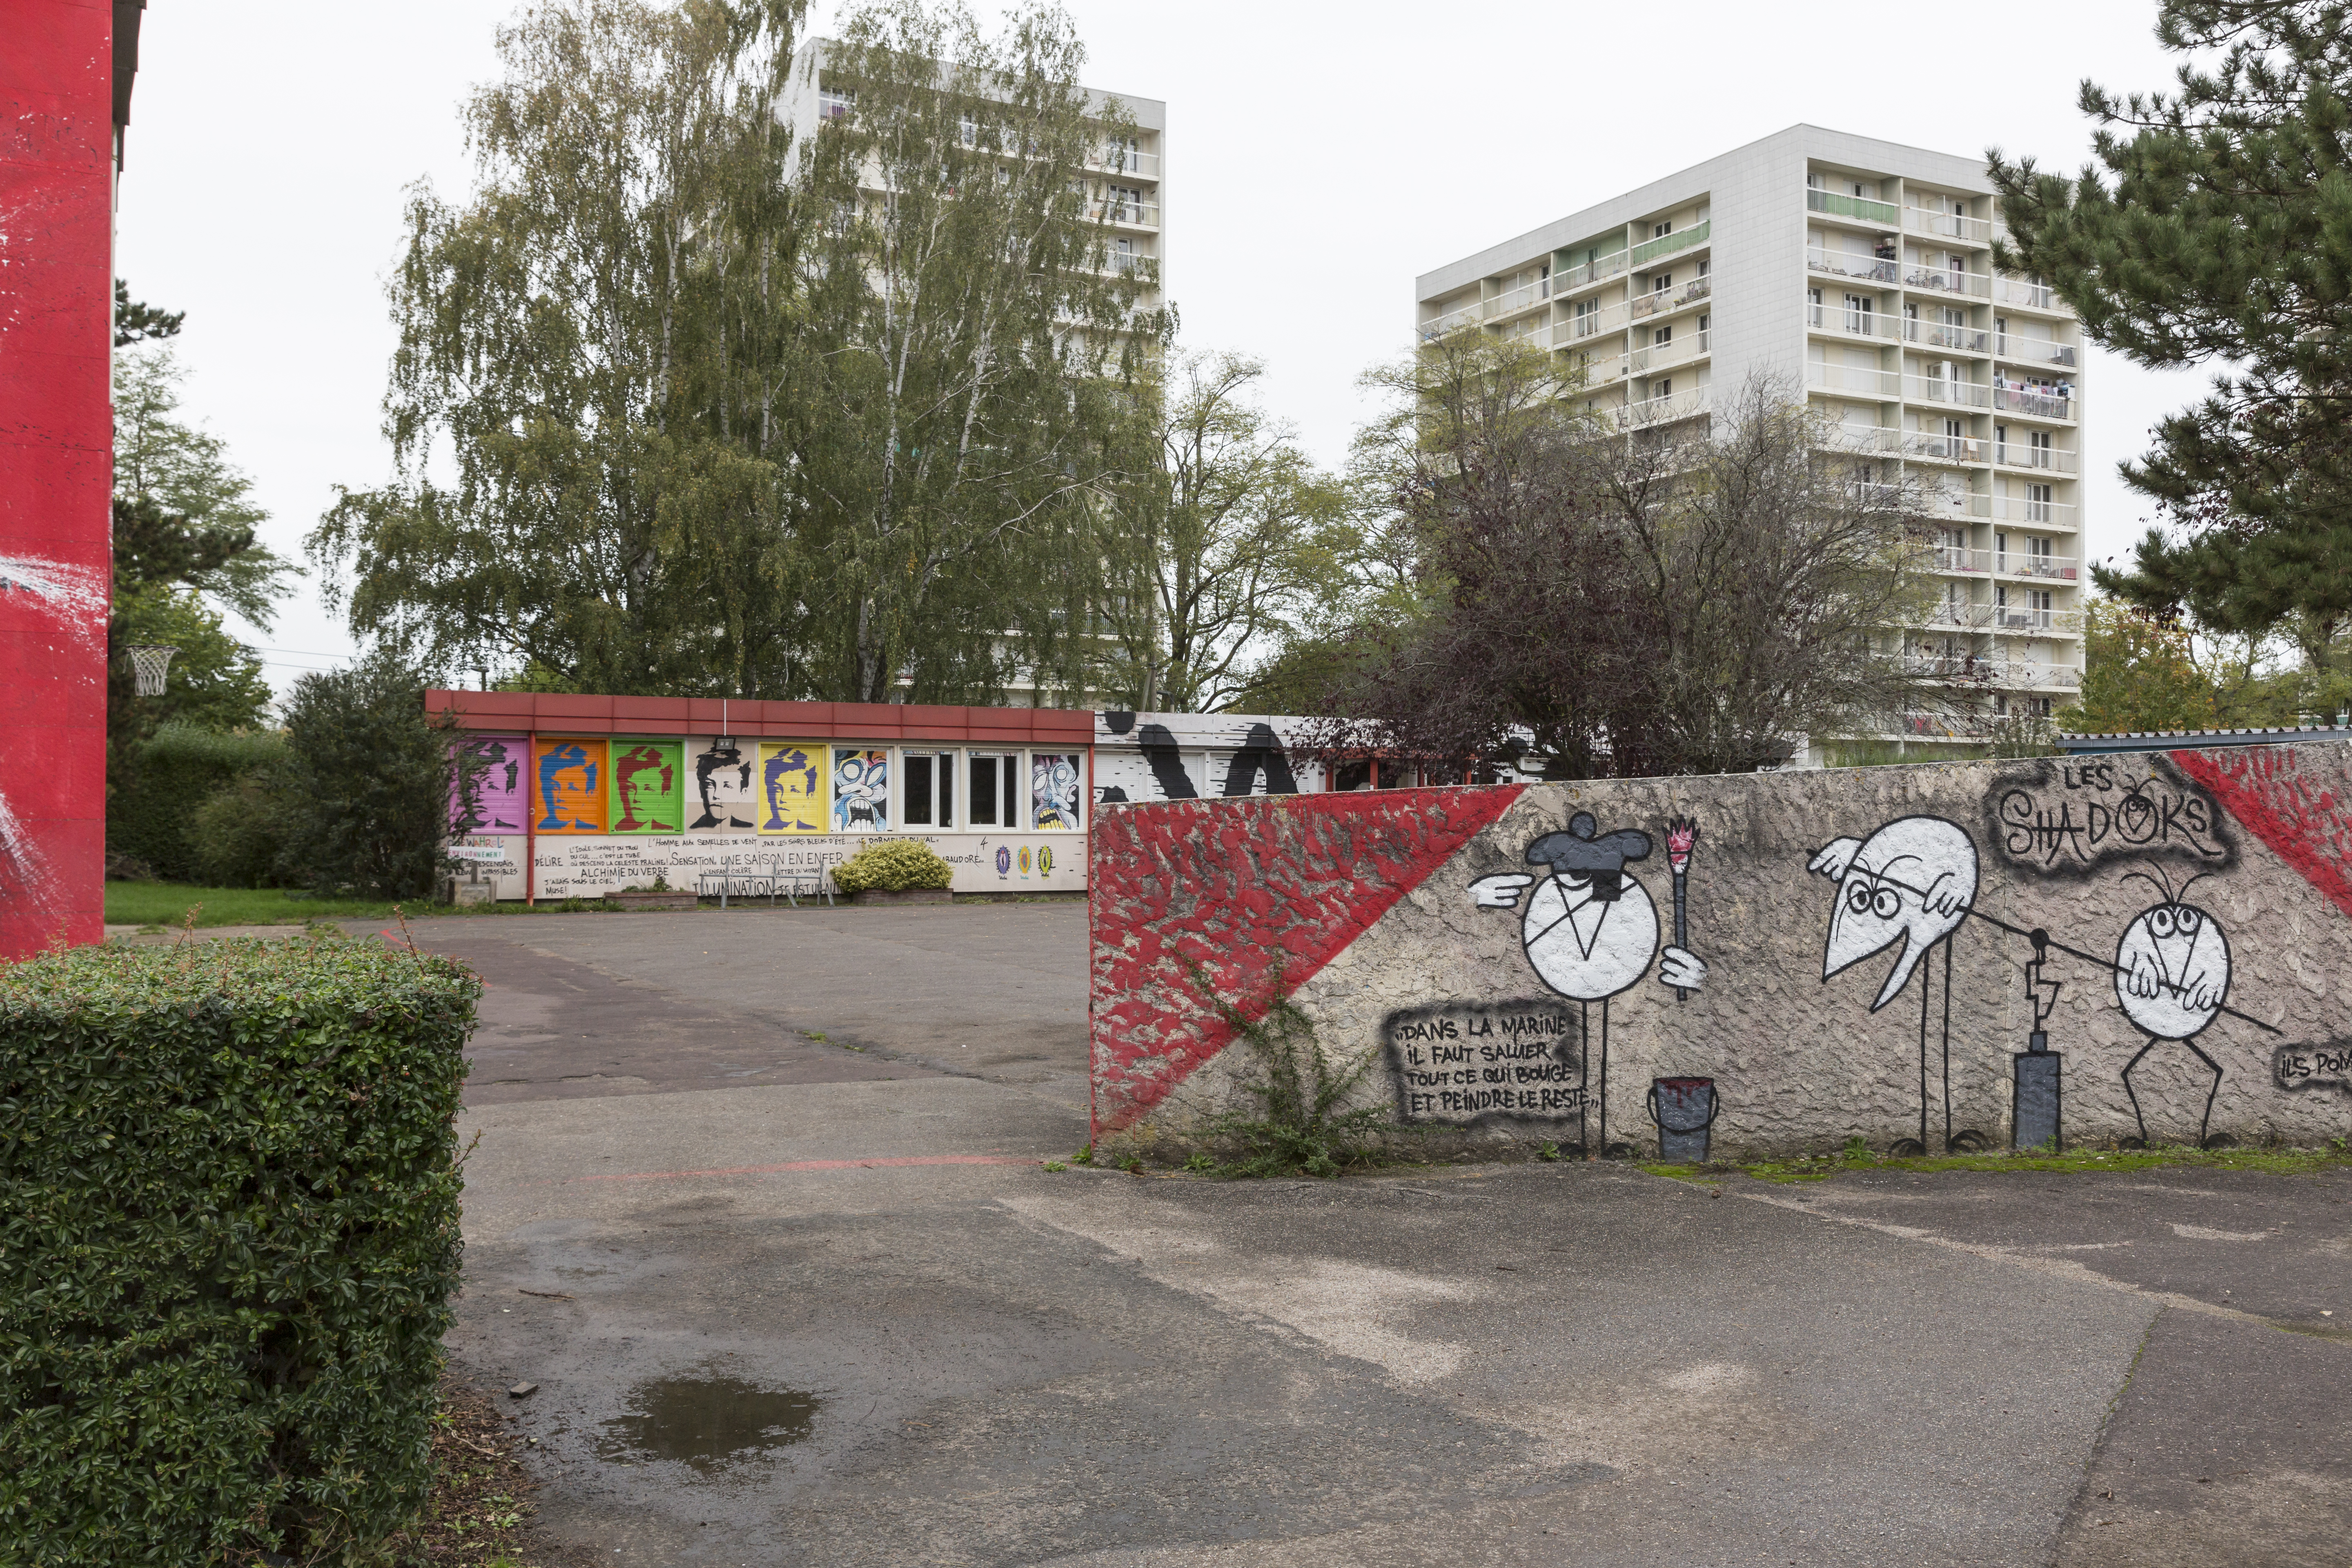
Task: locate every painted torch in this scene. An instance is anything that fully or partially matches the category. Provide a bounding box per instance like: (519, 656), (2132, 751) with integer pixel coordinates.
(1666, 816), (1698, 1002)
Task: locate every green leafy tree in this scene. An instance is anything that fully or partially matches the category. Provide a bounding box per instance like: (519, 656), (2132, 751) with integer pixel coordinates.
(314, 0), (811, 697)
(1990, 0), (2352, 687)
(1087, 348), (1346, 711)
(113, 277), (183, 347)
(791, 0), (1154, 703)
(272, 652), (466, 898)
(2065, 594), (2304, 732)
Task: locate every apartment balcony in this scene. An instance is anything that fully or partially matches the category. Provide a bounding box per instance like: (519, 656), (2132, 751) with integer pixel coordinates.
(1994, 441), (2078, 474)
(1992, 331), (2078, 369)
(1904, 374), (1992, 408)
(1898, 431), (1988, 464)
(1088, 198), (1159, 229)
(1807, 362), (1900, 399)
(1817, 423), (1900, 455)
(1904, 264), (1992, 300)
(1904, 205), (1994, 245)
(1932, 546), (2080, 581)
(1617, 385), (1711, 429)
(1628, 329), (1709, 376)
(1806, 187), (1899, 226)
(1993, 604), (2086, 635)
(1556, 250), (1631, 292)
(1903, 317), (1991, 354)
(1992, 383), (2076, 421)
(1805, 301), (1902, 343)
(1897, 654), (2082, 691)
(1630, 219), (1710, 269)
(1990, 494), (2078, 529)
(1920, 490), (1992, 522)
(1488, 274), (1555, 321)
(1807, 246), (1899, 285)
(1631, 274), (1712, 319)
(1920, 599), (1996, 631)
(1994, 275), (2071, 313)
(1086, 145), (1160, 179)
(1557, 298), (1632, 343)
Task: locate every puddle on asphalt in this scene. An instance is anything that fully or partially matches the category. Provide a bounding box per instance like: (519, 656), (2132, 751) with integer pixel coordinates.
(595, 1375), (823, 1473)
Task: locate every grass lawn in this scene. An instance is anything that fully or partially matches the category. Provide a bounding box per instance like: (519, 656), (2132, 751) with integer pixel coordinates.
(102, 882), (631, 929)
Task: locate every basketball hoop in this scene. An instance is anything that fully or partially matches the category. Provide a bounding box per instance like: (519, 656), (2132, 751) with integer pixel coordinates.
(124, 644), (178, 697)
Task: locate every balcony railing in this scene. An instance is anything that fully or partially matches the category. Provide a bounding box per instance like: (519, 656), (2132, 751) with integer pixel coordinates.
(1807, 187), (1900, 225)
(1994, 275), (2065, 311)
(1922, 490), (1992, 521)
(1805, 301), (1902, 341)
(1992, 384), (2076, 420)
(1088, 198), (1159, 228)
(1932, 546), (2080, 580)
(1819, 423), (1900, 454)
(1087, 145), (1159, 178)
(1923, 599), (1994, 630)
(1486, 275), (1555, 321)
(1808, 246), (1899, 285)
(1904, 374), (1992, 408)
(1558, 298), (1631, 342)
(1896, 655), (2082, 690)
(1558, 250), (1630, 290)
(1903, 318), (1991, 354)
(1628, 330), (1711, 374)
(1899, 431), (1987, 463)
(1807, 362), (1901, 398)
(1616, 385), (1711, 429)
(1631, 275), (1711, 319)
(1991, 495), (2078, 528)
(1904, 205), (1994, 245)
(1992, 332), (2078, 368)
(1904, 264), (1992, 299)
(1991, 605), (2087, 635)
(1630, 219), (1710, 269)
(1994, 441), (2078, 473)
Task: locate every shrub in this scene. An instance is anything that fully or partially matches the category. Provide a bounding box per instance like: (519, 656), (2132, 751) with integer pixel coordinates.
(107, 725), (289, 884)
(830, 838), (955, 894)
(0, 934), (481, 1564)
(187, 771), (302, 889)
(273, 651), (468, 899)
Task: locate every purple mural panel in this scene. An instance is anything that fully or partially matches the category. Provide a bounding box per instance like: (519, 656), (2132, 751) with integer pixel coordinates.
(451, 734), (529, 835)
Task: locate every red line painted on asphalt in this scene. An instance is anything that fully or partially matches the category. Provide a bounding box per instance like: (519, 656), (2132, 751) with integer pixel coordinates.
(557, 1153), (1041, 1185)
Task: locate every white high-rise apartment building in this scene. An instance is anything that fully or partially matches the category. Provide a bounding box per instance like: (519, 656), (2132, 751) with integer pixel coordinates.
(1416, 126), (2083, 760)
(783, 39), (1165, 320)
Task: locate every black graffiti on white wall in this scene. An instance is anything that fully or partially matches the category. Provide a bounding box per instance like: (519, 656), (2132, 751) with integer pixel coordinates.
(1985, 757), (2234, 878)
(1383, 1001), (1586, 1125)
(1469, 812), (1708, 1156)
(1095, 712), (1298, 804)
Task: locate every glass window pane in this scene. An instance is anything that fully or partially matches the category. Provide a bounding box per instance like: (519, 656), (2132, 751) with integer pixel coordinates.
(970, 753), (998, 826)
(1002, 756), (1019, 828)
(905, 754), (932, 826)
(935, 753), (953, 828)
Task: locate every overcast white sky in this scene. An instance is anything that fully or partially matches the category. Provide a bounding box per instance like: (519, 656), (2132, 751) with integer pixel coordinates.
(119, 0), (2214, 698)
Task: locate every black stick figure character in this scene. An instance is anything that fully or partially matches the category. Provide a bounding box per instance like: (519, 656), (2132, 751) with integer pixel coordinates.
(2112, 869), (2234, 1149)
(1809, 816), (1980, 1155)
(1470, 812), (1706, 1157)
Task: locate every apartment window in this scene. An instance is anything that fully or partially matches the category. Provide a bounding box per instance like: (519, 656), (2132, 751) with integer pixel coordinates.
(1105, 134), (1140, 171)
(1807, 171), (1824, 190)
(1653, 271), (1672, 295)
(1655, 378), (1672, 398)
(2030, 429), (2053, 466)
(1844, 293), (1873, 333)
(1849, 180), (1874, 200)
(901, 752), (956, 828)
(819, 86), (853, 120)
(2027, 483), (2054, 523)
(1808, 287), (1824, 327)
(2031, 590), (2053, 612)
(967, 753), (1022, 830)
(1653, 221), (1672, 238)
(1575, 296), (1599, 336)
(1697, 312), (1710, 348)
(1654, 325), (1672, 347)
(1697, 256), (1710, 279)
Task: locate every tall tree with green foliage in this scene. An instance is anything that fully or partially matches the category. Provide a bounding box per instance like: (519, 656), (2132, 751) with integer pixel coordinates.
(1086, 348), (1345, 712)
(791, 0), (1154, 703)
(1990, 0), (2352, 686)
(270, 651), (467, 899)
(314, 0), (811, 697)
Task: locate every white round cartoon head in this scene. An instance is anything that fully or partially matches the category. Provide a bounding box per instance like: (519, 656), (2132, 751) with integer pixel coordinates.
(2114, 899), (2229, 1040)
(1518, 812), (1658, 1001)
(1822, 816), (1979, 1011)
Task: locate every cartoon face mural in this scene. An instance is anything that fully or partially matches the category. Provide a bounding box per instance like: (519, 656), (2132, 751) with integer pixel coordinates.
(1470, 813), (1706, 1002)
(1033, 754), (1081, 830)
(689, 738), (756, 831)
(2115, 893), (2230, 1040)
(1811, 816), (1980, 1011)
(534, 739), (608, 834)
(611, 740), (683, 834)
(832, 749), (888, 832)
(450, 735), (526, 834)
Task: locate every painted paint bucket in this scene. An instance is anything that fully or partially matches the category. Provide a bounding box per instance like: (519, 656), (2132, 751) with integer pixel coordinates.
(1647, 1076), (1717, 1163)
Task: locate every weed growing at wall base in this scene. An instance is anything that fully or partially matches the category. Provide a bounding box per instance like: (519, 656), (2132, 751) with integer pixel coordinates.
(1189, 962), (1397, 1178)
(1643, 1140), (2352, 1186)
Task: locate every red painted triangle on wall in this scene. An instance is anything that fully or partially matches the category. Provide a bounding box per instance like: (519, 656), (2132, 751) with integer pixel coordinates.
(1089, 785), (1525, 1136)
(2171, 745), (2352, 920)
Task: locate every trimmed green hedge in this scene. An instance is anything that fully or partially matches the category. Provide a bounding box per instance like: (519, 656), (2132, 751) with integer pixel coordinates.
(108, 725), (289, 884)
(831, 838), (956, 893)
(0, 935), (481, 1564)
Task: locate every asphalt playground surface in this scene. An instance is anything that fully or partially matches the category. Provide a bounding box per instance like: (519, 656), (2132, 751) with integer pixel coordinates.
(381, 905), (2348, 1567)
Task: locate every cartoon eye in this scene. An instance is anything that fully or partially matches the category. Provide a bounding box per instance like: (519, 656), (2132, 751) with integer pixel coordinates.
(2148, 908), (2177, 938)
(2174, 906), (2200, 933)
(1845, 882), (1875, 915)
(840, 759), (865, 783)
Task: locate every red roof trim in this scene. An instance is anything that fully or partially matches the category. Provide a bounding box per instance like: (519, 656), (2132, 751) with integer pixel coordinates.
(425, 690), (1096, 745)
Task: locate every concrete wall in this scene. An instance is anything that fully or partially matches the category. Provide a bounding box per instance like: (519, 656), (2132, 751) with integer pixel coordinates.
(1089, 744), (2352, 1160)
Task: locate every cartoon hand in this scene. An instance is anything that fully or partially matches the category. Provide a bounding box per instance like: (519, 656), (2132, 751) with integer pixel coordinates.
(2124, 950), (2164, 999)
(1657, 946), (1708, 991)
(1809, 838), (1862, 881)
(1920, 872), (1971, 918)
(2184, 974), (2223, 1012)
(1470, 873), (1535, 909)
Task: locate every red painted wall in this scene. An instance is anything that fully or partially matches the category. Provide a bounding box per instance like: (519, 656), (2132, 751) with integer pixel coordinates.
(0, 2), (114, 956)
